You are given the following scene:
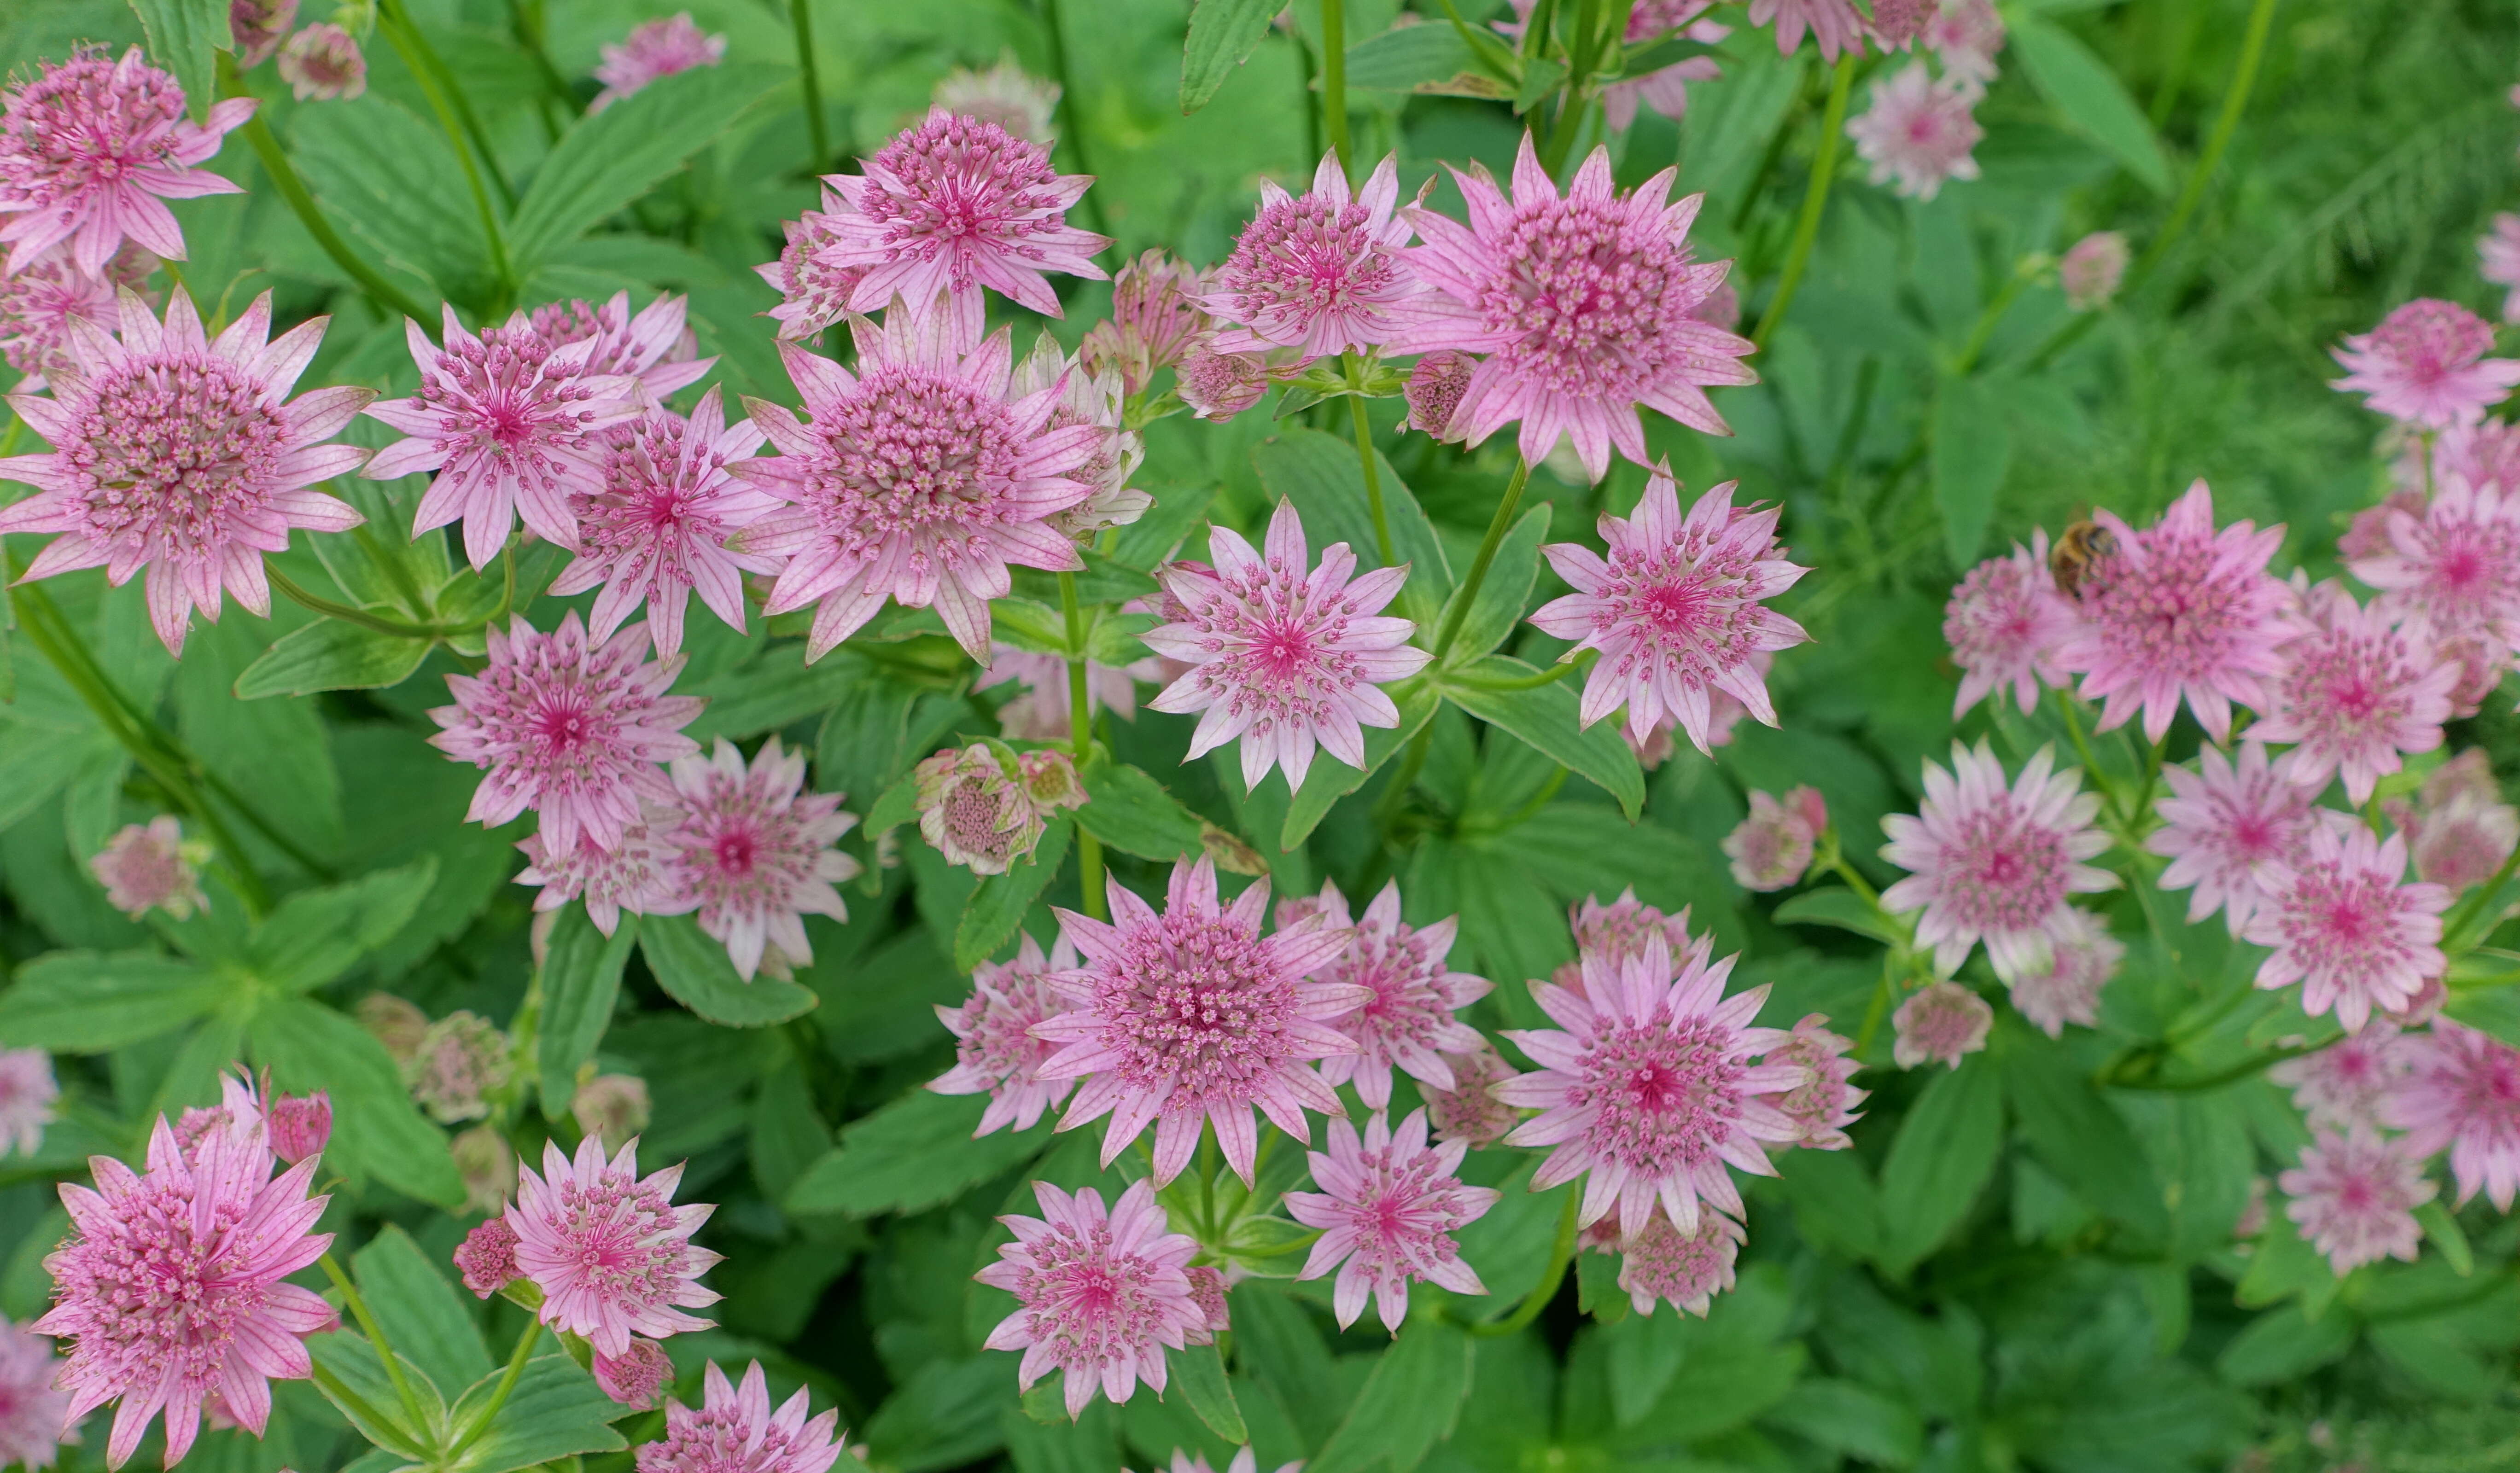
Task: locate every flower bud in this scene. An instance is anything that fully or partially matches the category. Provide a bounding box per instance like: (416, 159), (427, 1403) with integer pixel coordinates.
(932, 55), (1061, 146)
(1183, 1265), (1232, 1345)
(229, 0), (298, 68)
(1423, 1042), (1519, 1147)
(570, 1073), (652, 1154)
(915, 746), (1050, 875)
(407, 1012), (514, 1124)
(1176, 340), (1268, 422)
(356, 992), (432, 1064)
(2059, 231), (2129, 312)
(267, 1090), (332, 1164)
(1403, 350), (1474, 438)
(594, 1339), (674, 1409)
(1721, 787), (1825, 892)
(1891, 980), (1992, 1070)
(1083, 250), (1209, 396)
(1015, 750), (1089, 815)
(277, 24), (366, 102)
(454, 1216), (521, 1299)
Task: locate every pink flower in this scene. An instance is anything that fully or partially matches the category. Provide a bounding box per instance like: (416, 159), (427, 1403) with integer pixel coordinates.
(1593, 2), (1727, 128)
(1034, 857), (1364, 1186)
(1390, 137), (1754, 480)
(933, 56), (1061, 146)
(1275, 880), (1491, 1111)
(427, 613), (703, 855)
(664, 737), (860, 981)
(37, 1112), (335, 1468)
(757, 192), (869, 342)
(0, 47), (252, 274)
(1080, 249), (1209, 397)
(1924, 0), (2007, 90)
(408, 1012), (512, 1124)
(455, 1217), (522, 1298)
(2244, 820), (2449, 1032)
(526, 291), (714, 404)
(2250, 579), (2456, 803)
(637, 1361), (847, 1473)
(2340, 487), (2430, 564)
(88, 816), (207, 920)
(2060, 231), (2129, 311)
(1009, 330), (1150, 540)
(1284, 1110), (1498, 1331)
(1722, 786), (1827, 892)
(2395, 754), (2520, 891)
(1143, 499), (1431, 791)
(2384, 1020), (2520, 1209)
(1751, 1013), (1864, 1150)
(737, 310), (1100, 661)
(2433, 420), (2520, 498)
(1611, 1210), (1744, 1317)
(1569, 887), (1704, 968)
(974, 1180), (1206, 1417)
(2270, 1023), (2414, 1132)
(362, 307), (642, 570)
(1867, 0), (1935, 47)
(590, 14), (727, 113)
(229, 0), (299, 69)
(1746, 0), (1868, 61)
(1530, 472), (1809, 751)
(1423, 1041), (1521, 1147)
(1890, 980), (1992, 1070)
(264, 1090), (329, 1164)
(2348, 472), (2520, 658)
(913, 745), (1050, 874)
(1847, 64), (1982, 200)
(1202, 152), (1417, 357)
(0, 1318), (70, 1471)
(2004, 905), (2122, 1038)
(0, 241), (150, 388)
(932, 933), (1079, 1135)
(594, 1339), (672, 1411)
(276, 25), (364, 101)
(2332, 298), (2520, 429)
(515, 801), (693, 936)
(1497, 934), (1800, 1237)
(0, 1050), (56, 1158)
(976, 645), (1154, 742)
(508, 1135), (721, 1358)
(2481, 214), (2520, 324)
(2278, 1128), (2433, 1276)
(1879, 742), (2113, 982)
(0, 288), (371, 654)
(1944, 529), (2076, 718)
(1174, 339), (1270, 421)
(1404, 349), (1474, 438)
(2147, 741), (2313, 934)
(2052, 480), (2300, 743)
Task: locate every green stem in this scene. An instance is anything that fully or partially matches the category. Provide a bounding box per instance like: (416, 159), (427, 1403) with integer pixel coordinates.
(791, 0), (832, 175)
(308, 1361), (409, 1450)
(1433, 457), (1530, 660)
(379, 0), (514, 206)
(505, 0), (577, 123)
(267, 565), (445, 640)
(1059, 570), (1107, 921)
(1952, 264), (2034, 376)
(2114, 1042), (2317, 1094)
(1751, 55), (1855, 350)
(1538, 0), (1607, 178)
(221, 58), (434, 327)
(378, 0), (513, 301)
(1038, 0), (1108, 237)
(1469, 1189), (1578, 1337)
(321, 1253), (434, 1441)
(1853, 966), (1896, 1055)
(1449, 656), (1584, 692)
(2051, 687), (2126, 829)
(443, 1321), (542, 1461)
(1320, 0), (1350, 173)
(1346, 380), (1394, 565)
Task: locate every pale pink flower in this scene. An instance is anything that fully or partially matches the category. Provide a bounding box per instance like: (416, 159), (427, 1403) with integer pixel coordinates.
(1924, 0), (2006, 90)
(913, 745), (1047, 874)
(1034, 857), (1363, 1186)
(1203, 152), (1417, 357)
(363, 307), (642, 570)
(1722, 786), (1827, 892)
(0, 1051), (55, 1158)
(1275, 879), (1491, 1111)
(2147, 741), (2313, 933)
(2341, 488), (2430, 564)
(1009, 330), (1150, 540)
(594, 1339), (671, 1411)
(1423, 1042), (1520, 1147)
(933, 56), (1061, 146)
(757, 193), (868, 342)
(2060, 231), (2129, 311)
(637, 1360), (846, 1473)
(527, 291), (713, 404)
(1080, 250), (1209, 397)
(2332, 298), (2520, 429)
(2481, 215), (2520, 324)
(1890, 980), (1992, 1070)
(427, 613), (702, 854)
(1174, 339), (1270, 421)
(1390, 137), (1754, 479)
(2251, 579), (2456, 803)
(1285, 1110), (1498, 1331)
(2399, 780), (2520, 892)
(508, 1135), (721, 1358)
(1944, 530), (2075, 718)
(0, 288), (370, 653)
(407, 1011), (511, 1124)
(0, 241), (150, 388)
(1747, 0), (1868, 61)
(2384, 1020), (2520, 1209)
(264, 1090), (328, 1165)
(276, 25), (364, 102)
(1143, 499), (1432, 791)
(2244, 820), (2449, 1032)
(1879, 742), (2114, 982)
(974, 1180), (1206, 1417)
(2349, 472), (2520, 659)
(1497, 935), (1799, 1237)
(1595, 2), (1727, 129)
(2432, 420), (2520, 498)
(37, 1112), (335, 1468)
(2005, 905), (2122, 1038)
(1530, 473), (1809, 751)
(933, 934), (1079, 1135)
(0, 1319), (69, 1470)
(1612, 1210), (1743, 1317)
(2052, 480), (2300, 743)
(455, 1217), (522, 1298)
(89, 816), (206, 920)
(1404, 349), (1474, 438)
(1847, 64), (1982, 200)
(737, 311), (1100, 661)
(2270, 1023), (2413, 1132)
(229, 0), (298, 69)
(0, 47), (252, 274)
(975, 645), (1154, 742)
(590, 14), (726, 113)
(515, 802), (694, 937)
(1867, 0), (1934, 47)
(572, 1075), (652, 1155)
(664, 737), (860, 981)
(1751, 1013), (1864, 1150)
(1569, 887), (1703, 969)
(2279, 1128), (2433, 1276)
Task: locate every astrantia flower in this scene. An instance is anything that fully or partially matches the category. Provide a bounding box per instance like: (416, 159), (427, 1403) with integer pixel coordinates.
(1285, 1110), (1498, 1332)
(1276, 880), (1491, 1111)
(229, 0), (298, 69)
(455, 1217), (521, 1298)
(1423, 1042), (1520, 1147)
(0, 1318), (69, 1470)
(1034, 857), (1363, 1185)
(1847, 64), (1982, 200)
(1080, 250), (1209, 397)
(407, 1011), (512, 1124)
(2395, 751), (2520, 890)
(1174, 340), (1270, 422)
(515, 801), (693, 937)
(1867, 0), (1933, 47)
(2481, 215), (2520, 323)
(1746, 0), (1867, 61)
(737, 311), (1101, 660)
(1530, 472), (1810, 751)
(1143, 499), (1432, 791)
(1879, 742), (2114, 982)
(1752, 1013), (1864, 1149)
(1203, 151), (1417, 357)
(1009, 330), (1150, 541)
(452, 1126), (518, 1217)
(89, 816), (206, 920)
(264, 1090), (329, 1165)
(756, 193), (868, 342)
(664, 737), (861, 981)
(2060, 231), (2129, 311)
(1404, 349), (1474, 438)
(2269, 1023), (2413, 1131)
(2252, 579), (2456, 803)
(1390, 137), (1755, 479)
(2051, 480), (2300, 743)
(2434, 421), (2520, 498)
(2243, 820), (2449, 1032)
(427, 613), (702, 854)
(508, 1135), (722, 1358)
(276, 24), (365, 102)
(2147, 741), (2312, 934)
(1612, 1210), (1743, 1317)
(2332, 298), (2520, 429)
(590, 13), (726, 113)
(1569, 888), (1701, 967)
(0, 1050), (57, 1158)
(636, 1360), (847, 1473)
(977, 645), (1155, 742)
(0, 241), (149, 387)
(2279, 1128), (2432, 1276)
(2348, 472), (2520, 659)
(933, 55), (1061, 146)
(0, 47), (253, 274)
(572, 1075), (652, 1156)
(1722, 786), (1826, 892)
(0, 288), (371, 654)
(1924, 0), (2006, 90)
(2385, 1020), (2520, 1209)
(594, 1339), (671, 1411)
(932, 933), (1078, 1135)
(528, 291), (713, 404)
(1890, 980), (1992, 1070)
(1945, 530), (2075, 718)
(974, 1180), (1205, 1417)
(914, 745), (1049, 875)
(1595, 2), (1727, 129)
(37, 1112), (335, 1468)
(2005, 905), (2122, 1038)
(1498, 935), (1799, 1237)
(363, 307), (642, 570)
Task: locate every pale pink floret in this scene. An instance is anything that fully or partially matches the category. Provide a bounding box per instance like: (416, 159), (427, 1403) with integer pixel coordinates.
(1284, 1109), (1498, 1332)
(1612, 1210), (1743, 1317)
(2059, 231), (2129, 311)
(1569, 887), (1704, 968)
(664, 737), (861, 982)
(1530, 472), (1810, 752)
(2331, 298), (2520, 429)
(89, 815), (206, 920)
(1751, 1013), (1864, 1150)
(1746, 0), (1868, 61)
(2251, 579), (2457, 803)
(0, 288), (370, 654)
(636, 1360), (847, 1473)
(1143, 499), (1432, 791)
(2004, 905), (2121, 1038)
(1846, 64), (1982, 200)
(2382, 1020), (2520, 1210)
(1036, 858), (1362, 1185)
(2348, 472), (2520, 659)
(430, 613), (701, 854)
(275, 24), (365, 102)
(974, 1180), (1206, 1418)
(2481, 215), (2520, 325)
(2052, 480), (2301, 743)
(1388, 137), (1755, 480)
(36, 1112), (335, 1469)
(757, 192), (869, 342)
(1878, 741), (2114, 983)
(0, 1318), (69, 1471)
(2269, 1022), (2413, 1131)
(1592, 1), (1727, 129)
(516, 802), (693, 937)
(0, 1049), (56, 1158)
(1722, 786), (1826, 892)
(1944, 530), (2075, 718)
(1924, 0), (2006, 91)
(2145, 741), (2313, 934)
(0, 241), (150, 388)
(932, 57), (1061, 146)
(1423, 1042), (1521, 1147)
(527, 291), (714, 404)
(932, 933), (1079, 1135)
(1275, 879), (1490, 1111)
(2278, 1128), (2433, 1276)
(736, 309), (1100, 661)
(0, 47), (253, 274)
(1497, 934), (1800, 1238)
(363, 307), (642, 570)
(507, 1135), (721, 1359)
(2243, 820), (2449, 1033)
(590, 14), (726, 113)
(1202, 151), (1418, 358)
(1890, 980), (1991, 1070)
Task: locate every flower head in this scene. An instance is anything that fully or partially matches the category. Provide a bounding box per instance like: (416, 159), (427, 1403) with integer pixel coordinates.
(1285, 1110), (1498, 1331)
(590, 14), (726, 112)
(1751, 1013), (1864, 1149)
(264, 1090), (329, 1165)
(1847, 64), (1982, 199)
(2146, 741), (2313, 934)
(2332, 298), (2520, 429)
(356, 992), (430, 1062)
(0, 1318), (70, 1471)
(1722, 786), (1826, 892)
(1204, 152), (1418, 357)
(2348, 472), (2520, 660)
(2386, 1021), (2520, 1209)
(1746, 0), (1867, 61)
(407, 1011), (512, 1124)
(1404, 349), (1474, 438)
(527, 291), (712, 405)
(2243, 819), (2450, 1032)
(2060, 231), (2129, 311)
(757, 193), (869, 342)
(0, 241), (150, 387)
(455, 1217), (521, 1298)
(2005, 905), (2122, 1038)
(2279, 1128), (2433, 1276)
(2394, 751), (2520, 890)
(89, 816), (207, 920)
(1277, 880), (1491, 1111)
(2251, 579), (2455, 802)
(0, 47), (252, 274)
(914, 745), (1050, 874)
(665, 737), (860, 981)
(1569, 888), (1702, 968)
(1890, 980), (1992, 1070)
(2481, 215), (2520, 324)
(636, 1361), (847, 1473)
(974, 1180), (1206, 1417)
(1423, 1041), (1520, 1147)
(1009, 329), (1149, 541)
(1174, 339), (1270, 421)
(2270, 1023), (2413, 1132)
(229, 0), (298, 68)
(276, 25), (365, 101)
(1611, 1210), (1744, 1317)
(933, 55), (1061, 145)
(1080, 250), (1209, 397)
(1945, 529), (2075, 718)
(515, 801), (693, 937)
(1925, 0), (2007, 89)
(508, 1135), (721, 1358)
(594, 1339), (672, 1411)
(573, 1075), (653, 1155)
(0, 1050), (56, 1158)
(0, 287), (371, 653)
(1880, 742), (2114, 982)
(932, 933), (1079, 1135)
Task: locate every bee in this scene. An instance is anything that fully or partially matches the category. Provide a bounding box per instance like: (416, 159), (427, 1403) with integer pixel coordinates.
(2049, 518), (2117, 601)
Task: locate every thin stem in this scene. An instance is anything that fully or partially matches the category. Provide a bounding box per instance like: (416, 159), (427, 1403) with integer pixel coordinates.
(1345, 380), (1394, 565)
(2114, 1042), (2318, 1094)
(1433, 457), (1531, 659)
(1750, 55), (1855, 350)
(1449, 657), (1582, 692)
(1468, 1188), (1578, 1337)
(377, 0), (513, 300)
(379, 0), (513, 206)
(1853, 966), (1895, 1054)
(1952, 265), (2034, 376)
(791, 0), (832, 175)
(267, 565), (444, 640)
(1038, 0), (1108, 237)
(505, 0), (577, 123)
(1538, 0), (1609, 178)
(308, 1361), (411, 1451)
(321, 1253), (434, 1442)
(221, 58), (434, 327)
(2051, 687), (2125, 829)
(1059, 571), (1108, 921)
(1320, 0), (1350, 173)
(443, 1321), (542, 1461)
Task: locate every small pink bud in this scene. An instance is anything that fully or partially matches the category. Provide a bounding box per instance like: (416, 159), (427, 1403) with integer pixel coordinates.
(593, 1339), (673, 1409)
(1721, 789), (1822, 892)
(1177, 341), (1268, 422)
(2059, 231), (2129, 312)
(1891, 981), (1993, 1070)
(454, 1217), (521, 1299)
(1786, 785), (1829, 836)
(1184, 1265), (1231, 1345)
(1403, 350), (1474, 438)
(267, 1090), (331, 1164)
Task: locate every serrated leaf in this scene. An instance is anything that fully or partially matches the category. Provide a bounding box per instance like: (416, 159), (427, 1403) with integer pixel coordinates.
(536, 907), (640, 1113)
(508, 64), (783, 269)
(235, 618), (433, 698)
(1771, 887), (1903, 944)
(1307, 1320), (1474, 1473)
(1075, 760), (1212, 863)
(0, 952), (225, 1053)
(1876, 1054), (2003, 1275)
(291, 94), (487, 296)
(640, 914), (819, 1027)
(1345, 23), (1479, 92)
(2012, 15), (2172, 193)
(955, 819), (1072, 972)
(1932, 372), (2011, 566)
(1438, 657), (1644, 819)
(352, 1226), (492, 1395)
(1281, 678), (1439, 849)
(246, 859), (439, 993)
(445, 1355), (632, 1473)
(1181, 0), (1281, 113)
(127, 0), (227, 122)
(1171, 1342), (1247, 1444)
(786, 1089), (1052, 1217)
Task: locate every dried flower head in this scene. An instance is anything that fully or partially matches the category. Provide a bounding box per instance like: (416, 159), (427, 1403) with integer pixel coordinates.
(356, 992), (431, 1062)
(916, 745), (1048, 874)
(1722, 786), (1827, 892)
(452, 1124), (519, 1217)
(407, 1011), (513, 1124)
(573, 1075), (653, 1154)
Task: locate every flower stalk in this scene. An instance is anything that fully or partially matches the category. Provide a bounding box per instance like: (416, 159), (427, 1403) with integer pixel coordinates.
(1751, 54), (1856, 350)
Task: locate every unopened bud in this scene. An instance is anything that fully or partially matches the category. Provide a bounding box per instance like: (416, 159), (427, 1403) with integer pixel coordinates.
(267, 1090), (332, 1164)
(1403, 350), (1473, 438)
(450, 1123), (518, 1216)
(454, 1216), (521, 1299)
(571, 1073), (653, 1154)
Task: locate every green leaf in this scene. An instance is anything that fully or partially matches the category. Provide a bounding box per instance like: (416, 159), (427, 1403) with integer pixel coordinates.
(1251, 428), (1454, 623)
(1345, 21), (1481, 92)
(1772, 887), (1904, 945)
(1281, 678), (1439, 849)
(126, 0), (226, 122)
(1762, 1379), (1925, 1468)
(1876, 1054), (2004, 1275)
(291, 94), (488, 295)
(2235, 1212), (2343, 1317)
(1997, 1021), (2168, 1245)
(1307, 1320), (1474, 1473)
(0, 952), (226, 1052)
(786, 1089), (1052, 1217)
(234, 619), (433, 699)
(956, 819), (1072, 972)
(2215, 1303), (2356, 1386)
(1075, 761), (1211, 863)
(2012, 15), (2173, 193)
(1180, 0), (1281, 113)
(1932, 372), (2011, 566)
(1438, 657), (1645, 819)
(445, 1355), (631, 1473)
(682, 645), (875, 747)
(249, 996), (464, 1206)
(2416, 1199), (2474, 1276)
(1432, 503), (1550, 667)
(307, 1333), (438, 1462)
(536, 907), (640, 1114)
(507, 64), (784, 269)
(352, 1226), (492, 1395)
(1576, 1251), (1629, 1322)
(1170, 1342), (1248, 1445)
(640, 914), (819, 1027)
(1775, 1148), (1884, 1263)
(246, 859), (439, 993)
